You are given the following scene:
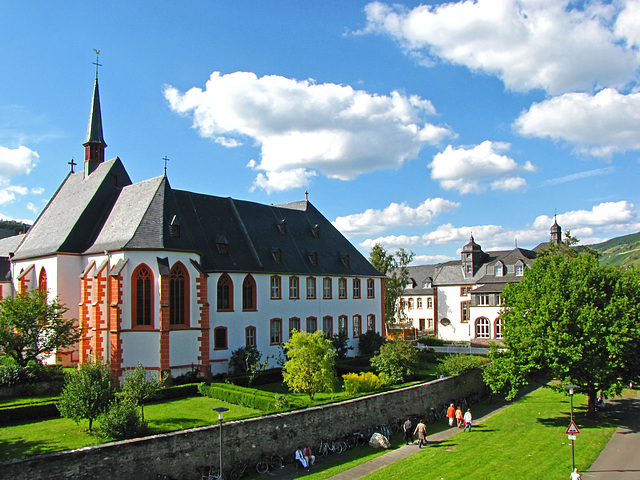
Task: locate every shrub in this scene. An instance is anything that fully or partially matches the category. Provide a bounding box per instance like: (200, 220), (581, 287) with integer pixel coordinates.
(95, 397), (147, 440)
(342, 371), (388, 395)
(436, 354), (486, 377)
(0, 361), (63, 387)
(171, 365), (204, 385)
(331, 333), (352, 360)
(370, 340), (420, 384)
(417, 336), (445, 346)
(358, 330), (385, 355)
(198, 383), (278, 410)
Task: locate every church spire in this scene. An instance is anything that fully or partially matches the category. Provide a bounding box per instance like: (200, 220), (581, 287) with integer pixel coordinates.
(83, 55), (107, 176)
(550, 213), (562, 245)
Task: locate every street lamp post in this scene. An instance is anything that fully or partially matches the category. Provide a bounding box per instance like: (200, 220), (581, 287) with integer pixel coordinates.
(565, 385), (577, 472)
(213, 407), (229, 479)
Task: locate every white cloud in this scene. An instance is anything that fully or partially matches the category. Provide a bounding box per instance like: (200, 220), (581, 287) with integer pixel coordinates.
(0, 145), (38, 182)
(30, 187), (44, 195)
(361, 0), (640, 94)
(539, 167), (616, 187)
(515, 89), (640, 156)
(412, 254), (456, 265)
(0, 185), (29, 205)
(165, 71), (453, 192)
(333, 198), (459, 237)
(429, 141), (535, 194)
(26, 202), (37, 213)
(533, 201), (637, 230)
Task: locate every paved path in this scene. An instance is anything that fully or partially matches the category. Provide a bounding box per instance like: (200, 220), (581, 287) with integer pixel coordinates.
(583, 391), (640, 479)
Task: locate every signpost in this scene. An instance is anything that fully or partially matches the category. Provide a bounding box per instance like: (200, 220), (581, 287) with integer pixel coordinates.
(565, 385), (579, 472)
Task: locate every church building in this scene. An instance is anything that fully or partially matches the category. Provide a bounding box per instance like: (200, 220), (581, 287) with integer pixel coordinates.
(0, 78), (385, 381)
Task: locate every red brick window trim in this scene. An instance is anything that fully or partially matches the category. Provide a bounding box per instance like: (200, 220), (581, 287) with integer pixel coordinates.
(169, 262), (189, 328)
(353, 315), (361, 338)
(132, 264), (154, 329)
(242, 274), (257, 311)
(214, 326), (228, 350)
(366, 278), (375, 298)
(338, 278), (347, 299)
(323, 277), (332, 299)
(353, 278), (361, 299)
(217, 273), (234, 311)
(270, 275), (282, 300)
(270, 318), (282, 345)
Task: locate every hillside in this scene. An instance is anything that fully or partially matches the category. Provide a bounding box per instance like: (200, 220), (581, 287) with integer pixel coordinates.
(590, 231), (640, 268)
(0, 220), (29, 239)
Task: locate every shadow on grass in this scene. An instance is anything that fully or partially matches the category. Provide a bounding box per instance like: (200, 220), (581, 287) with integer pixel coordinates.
(0, 437), (62, 462)
(147, 418), (210, 432)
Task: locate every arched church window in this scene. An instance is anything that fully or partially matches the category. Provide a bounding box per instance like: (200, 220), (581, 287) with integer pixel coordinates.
(170, 262), (189, 326)
(38, 267), (47, 294)
(242, 274), (257, 311)
(217, 273), (233, 311)
(132, 264), (154, 327)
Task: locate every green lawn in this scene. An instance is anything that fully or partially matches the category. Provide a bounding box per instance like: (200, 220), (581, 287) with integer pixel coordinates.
(351, 387), (619, 480)
(0, 397), (258, 462)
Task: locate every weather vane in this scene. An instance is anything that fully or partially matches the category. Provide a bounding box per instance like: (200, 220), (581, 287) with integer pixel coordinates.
(92, 49), (102, 79)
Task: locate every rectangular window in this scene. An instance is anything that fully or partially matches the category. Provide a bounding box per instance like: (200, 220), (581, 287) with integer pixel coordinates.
(323, 316), (333, 336)
(323, 278), (332, 299)
(289, 317), (300, 336)
(515, 265), (524, 276)
(353, 278), (361, 299)
(306, 317), (317, 333)
(353, 315), (361, 337)
(367, 279), (375, 298)
(214, 327), (227, 350)
(427, 297), (433, 308)
(419, 318), (425, 330)
(478, 294), (490, 306)
(306, 277), (316, 299)
(428, 318), (433, 329)
(289, 276), (299, 299)
(338, 278), (347, 299)
(461, 301), (470, 322)
(367, 314), (375, 332)
(270, 318), (282, 345)
(270, 276), (281, 300)
(494, 264), (503, 276)
(417, 298), (422, 309)
(338, 315), (348, 336)
(460, 286), (472, 296)
(497, 294), (502, 306)
(245, 327), (256, 348)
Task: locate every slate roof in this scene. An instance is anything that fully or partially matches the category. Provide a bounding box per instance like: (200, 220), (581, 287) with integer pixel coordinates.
(400, 265), (437, 295)
(0, 234), (25, 257)
(13, 158), (131, 260)
(16, 156), (380, 278)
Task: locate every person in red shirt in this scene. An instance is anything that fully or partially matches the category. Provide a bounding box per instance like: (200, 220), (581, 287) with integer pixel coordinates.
(446, 403), (456, 427)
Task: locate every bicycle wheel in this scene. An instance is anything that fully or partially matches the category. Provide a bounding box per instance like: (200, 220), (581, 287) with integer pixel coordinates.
(256, 461), (269, 475)
(271, 456), (283, 469)
(230, 469), (242, 480)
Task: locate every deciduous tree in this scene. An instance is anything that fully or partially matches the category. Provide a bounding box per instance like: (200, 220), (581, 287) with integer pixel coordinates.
(122, 363), (163, 421)
(0, 290), (79, 366)
(370, 340), (420, 384)
(483, 246), (640, 417)
(369, 244), (414, 326)
(282, 331), (336, 399)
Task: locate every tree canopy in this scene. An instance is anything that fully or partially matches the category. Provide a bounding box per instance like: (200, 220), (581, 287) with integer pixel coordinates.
(369, 244), (414, 326)
(483, 247), (640, 416)
(370, 340), (420, 384)
(0, 290), (79, 366)
(282, 330), (336, 399)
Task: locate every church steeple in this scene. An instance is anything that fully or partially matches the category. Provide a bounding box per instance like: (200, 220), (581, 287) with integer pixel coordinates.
(83, 77), (107, 176)
(550, 214), (562, 245)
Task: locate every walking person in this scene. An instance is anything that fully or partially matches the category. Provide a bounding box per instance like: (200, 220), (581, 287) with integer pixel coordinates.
(414, 419), (427, 448)
(455, 406), (463, 428)
(403, 417), (413, 445)
(463, 408), (472, 432)
(446, 403), (456, 427)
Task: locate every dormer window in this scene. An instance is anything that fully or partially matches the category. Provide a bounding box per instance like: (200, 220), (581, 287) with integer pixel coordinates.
(494, 262), (504, 277)
(216, 234), (229, 255)
(278, 219), (287, 235)
(515, 264), (524, 276)
(272, 247), (282, 264)
(170, 215), (180, 238)
(308, 251), (318, 266)
(341, 254), (350, 268)
(312, 224), (320, 238)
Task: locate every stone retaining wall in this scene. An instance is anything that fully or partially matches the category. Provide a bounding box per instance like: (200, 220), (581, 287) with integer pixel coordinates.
(0, 370), (485, 480)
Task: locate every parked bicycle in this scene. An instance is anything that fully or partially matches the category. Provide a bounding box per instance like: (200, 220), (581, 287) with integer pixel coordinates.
(255, 454), (284, 474)
(229, 459), (252, 480)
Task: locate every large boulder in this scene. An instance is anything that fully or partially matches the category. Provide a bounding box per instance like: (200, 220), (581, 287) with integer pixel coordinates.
(369, 432), (390, 449)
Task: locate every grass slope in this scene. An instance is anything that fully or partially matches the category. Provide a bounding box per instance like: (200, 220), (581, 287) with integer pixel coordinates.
(590, 231), (640, 268)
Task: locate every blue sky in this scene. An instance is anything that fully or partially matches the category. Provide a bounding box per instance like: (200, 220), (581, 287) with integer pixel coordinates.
(1, 1), (640, 263)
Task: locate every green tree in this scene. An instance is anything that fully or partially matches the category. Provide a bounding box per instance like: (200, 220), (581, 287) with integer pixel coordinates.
(228, 346), (270, 386)
(57, 362), (115, 431)
(282, 330), (336, 399)
(370, 340), (420, 384)
(483, 247), (640, 417)
(0, 290), (80, 367)
(369, 244), (414, 326)
(331, 333), (352, 360)
(121, 363), (163, 421)
(95, 396), (147, 440)
(358, 329), (385, 355)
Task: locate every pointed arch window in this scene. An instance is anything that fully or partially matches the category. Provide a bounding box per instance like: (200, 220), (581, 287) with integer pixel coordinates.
(132, 264), (154, 328)
(38, 267), (47, 294)
(170, 262), (189, 326)
(217, 273), (233, 311)
(242, 274), (257, 311)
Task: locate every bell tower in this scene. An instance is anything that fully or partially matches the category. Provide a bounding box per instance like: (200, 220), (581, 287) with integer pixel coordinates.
(83, 51), (107, 176)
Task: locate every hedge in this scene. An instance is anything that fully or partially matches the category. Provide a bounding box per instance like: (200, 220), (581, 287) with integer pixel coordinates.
(198, 383), (278, 411)
(0, 402), (60, 424)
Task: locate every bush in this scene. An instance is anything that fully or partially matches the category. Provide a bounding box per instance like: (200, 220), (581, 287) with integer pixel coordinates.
(370, 340), (420, 384)
(358, 330), (385, 355)
(342, 371), (388, 395)
(171, 365), (205, 385)
(198, 382), (278, 410)
(417, 336), (445, 346)
(95, 397), (147, 440)
(331, 333), (352, 360)
(0, 361), (63, 387)
(436, 354), (487, 377)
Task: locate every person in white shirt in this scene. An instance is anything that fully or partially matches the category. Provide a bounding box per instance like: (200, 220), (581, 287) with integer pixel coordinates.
(463, 409), (473, 432)
(295, 446), (308, 469)
(570, 468), (582, 480)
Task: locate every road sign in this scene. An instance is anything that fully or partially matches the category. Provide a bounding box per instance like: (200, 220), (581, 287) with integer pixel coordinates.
(566, 421), (580, 434)
(568, 435), (576, 440)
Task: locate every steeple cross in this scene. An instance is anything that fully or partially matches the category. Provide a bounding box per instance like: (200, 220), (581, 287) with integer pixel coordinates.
(68, 158), (77, 173)
(93, 49), (102, 79)
(163, 156), (170, 175)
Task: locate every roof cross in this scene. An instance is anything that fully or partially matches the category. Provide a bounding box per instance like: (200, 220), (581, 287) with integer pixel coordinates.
(163, 155), (170, 175)
(92, 49), (102, 79)
(68, 158), (77, 173)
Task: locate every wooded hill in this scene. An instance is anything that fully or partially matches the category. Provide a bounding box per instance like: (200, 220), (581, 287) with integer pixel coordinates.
(590, 231), (640, 268)
(0, 220), (29, 239)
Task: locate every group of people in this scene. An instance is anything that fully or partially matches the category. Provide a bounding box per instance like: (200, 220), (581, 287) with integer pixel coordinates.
(446, 403), (473, 431)
(295, 446), (315, 470)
